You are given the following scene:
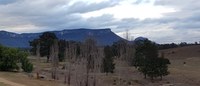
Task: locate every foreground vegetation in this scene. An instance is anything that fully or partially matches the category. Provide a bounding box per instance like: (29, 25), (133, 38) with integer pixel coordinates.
(28, 32), (170, 85)
(0, 45), (33, 73)
(0, 32), (173, 86)
(133, 40), (170, 80)
(1, 34), (200, 85)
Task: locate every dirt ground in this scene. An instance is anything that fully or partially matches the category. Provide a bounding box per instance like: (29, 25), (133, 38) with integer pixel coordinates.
(0, 72), (66, 86)
(0, 77), (25, 86)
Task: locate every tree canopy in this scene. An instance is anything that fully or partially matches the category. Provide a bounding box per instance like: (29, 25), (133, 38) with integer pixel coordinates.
(0, 45), (33, 72)
(133, 39), (170, 80)
(102, 46), (115, 73)
(30, 32), (58, 62)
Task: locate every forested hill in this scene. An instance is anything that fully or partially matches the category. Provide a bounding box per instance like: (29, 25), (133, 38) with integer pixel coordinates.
(0, 28), (124, 48)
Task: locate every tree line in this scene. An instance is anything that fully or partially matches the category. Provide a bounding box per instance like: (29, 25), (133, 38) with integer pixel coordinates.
(158, 42), (200, 50)
(29, 32), (170, 85)
(30, 32), (116, 85)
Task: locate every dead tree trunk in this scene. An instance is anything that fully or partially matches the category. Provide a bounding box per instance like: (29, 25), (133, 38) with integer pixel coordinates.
(36, 43), (40, 79)
(50, 40), (59, 80)
(64, 41), (78, 85)
(80, 38), (103, 86)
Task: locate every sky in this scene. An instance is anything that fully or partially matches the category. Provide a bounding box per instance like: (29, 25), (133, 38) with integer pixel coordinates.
(0, 0), (200, 43)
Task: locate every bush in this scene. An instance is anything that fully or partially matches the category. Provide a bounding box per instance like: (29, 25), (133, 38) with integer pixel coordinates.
(21, 59), (33, 73)
(0, 47), (20, 71)
(19, 51), (33, 73)
(0, 45), (33, 72)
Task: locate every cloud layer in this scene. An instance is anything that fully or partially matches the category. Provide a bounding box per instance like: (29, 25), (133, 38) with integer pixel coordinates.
(0, 0), (200, 43)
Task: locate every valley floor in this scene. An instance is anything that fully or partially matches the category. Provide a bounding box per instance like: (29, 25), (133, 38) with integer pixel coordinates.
(1, 45), (200, 86)
(1, 57), (200, 86)
(0, 72), (65, 86)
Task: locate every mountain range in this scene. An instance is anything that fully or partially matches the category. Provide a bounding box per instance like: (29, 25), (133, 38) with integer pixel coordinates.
(0, 28), (125, 48)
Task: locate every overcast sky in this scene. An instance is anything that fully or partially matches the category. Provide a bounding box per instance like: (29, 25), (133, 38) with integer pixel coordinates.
(0, 0), (200, 43)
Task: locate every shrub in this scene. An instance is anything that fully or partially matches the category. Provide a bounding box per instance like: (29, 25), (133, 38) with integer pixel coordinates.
(0, 45), (33, 72)
(21, 59), (33, 73)
(0, 47), (20, 71)
(19, 51), (33, 73)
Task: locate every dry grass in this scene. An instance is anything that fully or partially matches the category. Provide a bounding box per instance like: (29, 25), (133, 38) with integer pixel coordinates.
(0, 72), (66, 86)
(0, 82), (11, 86)
(158, 45), (200, 86)
(160, 45), (200, 59)
(1, 45), (200, 86)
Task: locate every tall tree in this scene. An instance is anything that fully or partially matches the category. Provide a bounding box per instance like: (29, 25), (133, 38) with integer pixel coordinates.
(102, 46), (115, 73)
(112, 40), (127, 58)
(29, 39), (40, 55)
(36, 43), (40, 79)
(30, 32), (57, 62)
(133, 39), (170, 80)
(0, 45), (2, 58)
(64, 41), (78, 85)
(50, 40), (59, 79)
(58, 40), (67, 62)
(157, 53), (170, 80)
(112, 40), (135, 65)
(80, 38), (102, 86)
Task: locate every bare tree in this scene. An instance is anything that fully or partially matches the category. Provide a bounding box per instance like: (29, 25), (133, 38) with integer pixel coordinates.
(94, 47), (104, 86)
(114, 40), (135, 86)
(36, 43), (40, 79)
(64, 43), (68, 84)
(125, 43), (135, 66)
(116, 40), (135, 65)
(64, 41), (78, 85)
(50, 40), (59, 79)
(80, 38), (102, 86)
(62, 39), (103, 86)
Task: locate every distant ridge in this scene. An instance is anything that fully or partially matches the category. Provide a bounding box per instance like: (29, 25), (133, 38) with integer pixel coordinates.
(0, 28), (124, 48)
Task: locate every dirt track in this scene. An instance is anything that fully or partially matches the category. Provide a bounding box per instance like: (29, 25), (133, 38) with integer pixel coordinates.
(0, 78), (26, 86)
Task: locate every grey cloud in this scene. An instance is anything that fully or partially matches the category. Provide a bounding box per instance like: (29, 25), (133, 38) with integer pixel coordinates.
(133, 0), (199, 43)
(87, 14), (115, 25)
(0, 0), (69, 17)
(68, 1), (118, 13)
(0, 0), (200, 43)
(114, 16), (200, 43)
(0, 0), (119, 31)
(155, 0), (200, 11)
(133, 0), (150, 4)
(0, 0), (17, 5)
(116, 18), (140, 29)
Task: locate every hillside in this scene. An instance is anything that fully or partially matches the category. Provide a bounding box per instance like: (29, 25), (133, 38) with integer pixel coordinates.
(0, 28), (124, 48)
(160, 45), (200, 59)
(158, 45), (200, 86)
